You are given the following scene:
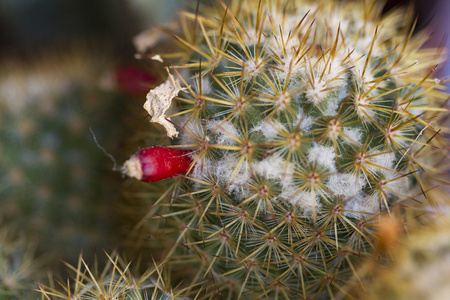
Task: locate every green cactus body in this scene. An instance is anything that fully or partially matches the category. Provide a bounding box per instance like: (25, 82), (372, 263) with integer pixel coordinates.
(122, 0), (449, 298)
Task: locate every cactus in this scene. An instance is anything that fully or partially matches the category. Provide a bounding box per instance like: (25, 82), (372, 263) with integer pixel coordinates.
(0, 48), (125, 269)
(345, 210), (450, 300)
(37, 252), (181, 300)
(119, 0), (449, 298)
(0, 225), (43, 300)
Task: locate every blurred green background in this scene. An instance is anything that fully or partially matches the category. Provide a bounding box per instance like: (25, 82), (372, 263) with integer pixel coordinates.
(0, 0), (447, 82)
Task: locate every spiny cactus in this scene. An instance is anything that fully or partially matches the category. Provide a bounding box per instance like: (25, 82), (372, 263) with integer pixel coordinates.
(121, 0), (449, 298)
(37, 252), (189, 300)
(0, 225), (43, 300)
(0, 48), (124, 269)
(344, 210), (450, 300)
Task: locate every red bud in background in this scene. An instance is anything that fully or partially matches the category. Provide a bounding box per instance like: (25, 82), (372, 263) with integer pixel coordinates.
(115, 66), (158, 96)
(123, 146), (192, 182)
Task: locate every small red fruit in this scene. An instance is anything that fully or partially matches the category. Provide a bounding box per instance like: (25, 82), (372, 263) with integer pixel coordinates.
(123, 146), (192, 182)
(114, 66), (158, 96)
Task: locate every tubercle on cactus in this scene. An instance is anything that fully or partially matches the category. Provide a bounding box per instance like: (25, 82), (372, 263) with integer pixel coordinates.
(122, 146), (192, 182)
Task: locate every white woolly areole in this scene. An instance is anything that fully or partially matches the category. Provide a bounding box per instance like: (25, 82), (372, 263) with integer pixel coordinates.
(324, 96), (339, 116)
(381, 173), (410, 197)
(326, 173), (366, 198)
(307, 144), (336, 171)
(343, 127), (362, 144)
(209, 153), (327, 213)
(385, 125), (408, 148)
(215, 155), (251, 199)
(191, 156), (214, 184)
(122, 155), (143, 180)
(338, 83), (349, 99)
(368, 151), (395, 175)
(296, 112), (314, 132)
(143, 69), (184, 138)
(278, 53), (303, 75)
(178, 119), (206, 146)
(243, 59), (261, 78)
(306, 81), (327, 104)
(354, 94), (375, 121)
(207, 120), (239, 145)
(253, 156), (324, 214)
(253, 155), (294, 180)
(280, 188), (321, 214)
(253, 119), (280, 141)
(343, 193), (378, 219)
(274, 92), (292, 110)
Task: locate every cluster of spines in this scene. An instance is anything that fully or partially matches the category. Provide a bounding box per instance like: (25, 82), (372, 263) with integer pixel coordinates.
(0, 226), (42, 299)
(165, 0), (446, 216)
(37, 252), (189, 300)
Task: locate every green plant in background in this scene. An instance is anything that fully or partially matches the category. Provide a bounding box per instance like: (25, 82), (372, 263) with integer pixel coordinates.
(37, 252), (180, 300)
(345, 210), (450, 300)
(119, 0), (449, 298)
(0, 48), (124, 270)
(0, 225), (42, 299)
(126, 0), (186, 27)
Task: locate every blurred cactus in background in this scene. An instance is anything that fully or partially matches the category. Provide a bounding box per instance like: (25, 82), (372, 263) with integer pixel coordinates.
(0, 0), (172, 299)
(126, 0), (186, 27)
(37, 252), (172, 300)
(0, 48), (126, 270)
(119, 0), (449, 298)
(0, 225), (42, 299)
(346, 210), (450, 300)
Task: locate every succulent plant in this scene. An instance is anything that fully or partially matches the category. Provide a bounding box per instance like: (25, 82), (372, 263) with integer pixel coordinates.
(0, 49), (125, 269)
(120, 0), (450, 298)
(37, 252), (181, 300)
(0, 225), (43, 300)
(345, 210), (450, 300)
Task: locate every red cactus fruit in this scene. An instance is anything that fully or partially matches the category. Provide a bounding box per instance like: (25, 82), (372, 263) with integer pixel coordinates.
(122, 146), (192, 182)
(115, 66), (158, 96)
